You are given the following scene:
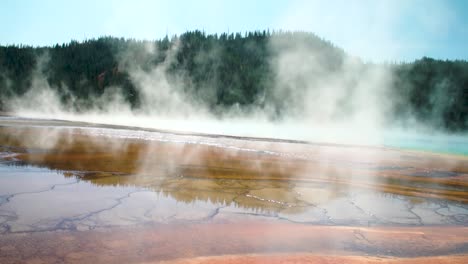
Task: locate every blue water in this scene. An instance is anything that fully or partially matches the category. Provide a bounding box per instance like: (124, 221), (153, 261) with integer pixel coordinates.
(384, 132), (468, 156)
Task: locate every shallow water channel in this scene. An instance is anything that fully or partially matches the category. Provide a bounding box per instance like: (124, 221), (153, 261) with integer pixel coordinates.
(0, 117), (467, 263)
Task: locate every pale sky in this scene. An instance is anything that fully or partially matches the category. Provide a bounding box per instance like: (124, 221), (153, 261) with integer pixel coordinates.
(1, 0), (467, 62)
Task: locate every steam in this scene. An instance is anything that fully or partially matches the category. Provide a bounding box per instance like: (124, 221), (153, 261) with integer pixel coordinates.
(1, 3), (467, 262)
(267, 33), (394, 143)
(4, 32), (466, 149)
(9, 54), (66, 115)
(119, 40), (210, 118)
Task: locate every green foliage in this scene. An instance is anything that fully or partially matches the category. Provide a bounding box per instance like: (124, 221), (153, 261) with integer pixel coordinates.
(0, 31), (467, 131)
(392, 57), (468, 130)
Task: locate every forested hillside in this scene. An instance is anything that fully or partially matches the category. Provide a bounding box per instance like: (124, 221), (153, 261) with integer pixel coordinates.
(0, 31), (467, 130)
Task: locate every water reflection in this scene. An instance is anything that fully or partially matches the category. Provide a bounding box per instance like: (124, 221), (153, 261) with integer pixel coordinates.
(0, 124), (467, 229)
(1, 125), (467, 201)
(1, 120), (468, 262)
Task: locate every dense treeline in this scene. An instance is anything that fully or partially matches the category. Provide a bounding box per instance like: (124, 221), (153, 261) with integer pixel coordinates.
(0, 30), (467, 130)
(393, 58), (468, 130)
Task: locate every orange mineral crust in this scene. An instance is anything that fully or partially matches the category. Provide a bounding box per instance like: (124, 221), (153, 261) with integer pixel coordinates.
(0, 119), (467, 263)
(0, 221), (467, 264)
(159, 255), (468, 264)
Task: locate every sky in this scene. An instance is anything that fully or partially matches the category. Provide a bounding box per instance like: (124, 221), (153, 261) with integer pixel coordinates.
(1, 0), (467, 62)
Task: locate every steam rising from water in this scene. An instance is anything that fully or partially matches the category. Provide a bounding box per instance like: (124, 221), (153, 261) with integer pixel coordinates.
(1, 4), (467, 262)
(5, 34), (466, 148)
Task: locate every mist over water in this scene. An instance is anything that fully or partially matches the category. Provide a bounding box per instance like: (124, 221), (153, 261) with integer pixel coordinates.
(1, 2), (468, 263)
(5, 33), (467, 152)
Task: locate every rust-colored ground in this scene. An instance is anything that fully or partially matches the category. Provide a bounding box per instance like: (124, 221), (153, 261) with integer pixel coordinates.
(1, 124), (468, 263)
(1, 221), (467, 263)
(160, 255), (468, 264)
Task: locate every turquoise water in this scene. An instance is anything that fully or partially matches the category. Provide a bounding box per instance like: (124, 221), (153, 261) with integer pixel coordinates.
(384, 132), (468, 156)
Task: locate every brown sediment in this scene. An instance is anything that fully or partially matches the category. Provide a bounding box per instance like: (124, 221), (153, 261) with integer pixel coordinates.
(0, 125), (467, 204)
(159, 255), (468, 264)
(0, 221), (467, 263)
(1, 121), (468, 263)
